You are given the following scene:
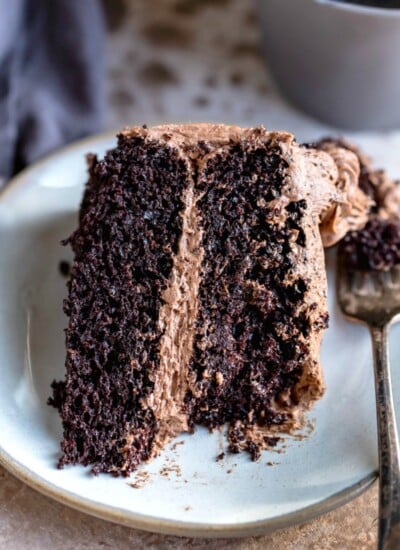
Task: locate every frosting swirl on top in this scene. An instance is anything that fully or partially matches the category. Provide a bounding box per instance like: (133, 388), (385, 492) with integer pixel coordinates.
(317, 144), (373, 247)
(366, 168), (400, 220)
(316, 136), (400, 223)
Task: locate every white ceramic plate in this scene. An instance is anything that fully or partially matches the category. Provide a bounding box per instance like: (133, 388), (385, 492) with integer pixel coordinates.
(1, 132), (400, 538)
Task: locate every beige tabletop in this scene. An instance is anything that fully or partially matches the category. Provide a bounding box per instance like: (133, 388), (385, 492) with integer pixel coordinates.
(0, 0), (383, 547)
(0, 464), (377, 548)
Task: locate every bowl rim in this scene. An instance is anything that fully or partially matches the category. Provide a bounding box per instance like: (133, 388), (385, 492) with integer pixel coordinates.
(316, 0), (400, 18)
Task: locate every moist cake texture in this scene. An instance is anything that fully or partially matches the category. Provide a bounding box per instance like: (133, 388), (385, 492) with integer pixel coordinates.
(50, 124), (370, 475)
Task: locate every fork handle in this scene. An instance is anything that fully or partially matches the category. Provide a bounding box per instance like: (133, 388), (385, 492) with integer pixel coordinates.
(370, 324), (400, 550)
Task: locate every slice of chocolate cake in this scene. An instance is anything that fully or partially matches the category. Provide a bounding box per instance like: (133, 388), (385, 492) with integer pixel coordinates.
(50, 124), (371, 475)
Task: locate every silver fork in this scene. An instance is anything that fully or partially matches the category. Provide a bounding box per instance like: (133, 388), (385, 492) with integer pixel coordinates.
(337, 253), (400, 550)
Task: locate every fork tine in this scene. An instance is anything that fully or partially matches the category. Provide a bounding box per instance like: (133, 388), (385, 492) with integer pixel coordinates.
(339, 264), (379, 297)
(390, 266), (400, 286)
(380, 271), (393, 289)
(362, 272), (380, 295)
(336, 253), (352, 295)
(354, 271), (380, 295)
(353, 271), (364, 292)
(355, 272), (368, 295)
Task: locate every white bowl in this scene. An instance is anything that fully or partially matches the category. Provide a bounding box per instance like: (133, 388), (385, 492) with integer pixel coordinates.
(256, 0), (400, 130)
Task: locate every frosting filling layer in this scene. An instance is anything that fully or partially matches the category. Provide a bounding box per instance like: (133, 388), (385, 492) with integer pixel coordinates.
(148, 169), (203, 455)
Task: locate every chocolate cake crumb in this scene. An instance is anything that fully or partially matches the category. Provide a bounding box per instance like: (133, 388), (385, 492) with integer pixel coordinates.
(340, 218), (400, 272)
(129, 470), (150, 489)
(58, 260), (70, 277)
(216, 452), (225, 462)
(247, 441), (261, 461)
(264, 436), (280, 447)
(171, 441), (185, 451)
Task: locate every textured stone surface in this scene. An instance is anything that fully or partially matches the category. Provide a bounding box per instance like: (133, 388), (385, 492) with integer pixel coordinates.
(102, 0), (336, 141)
(1, 0), (381, 547)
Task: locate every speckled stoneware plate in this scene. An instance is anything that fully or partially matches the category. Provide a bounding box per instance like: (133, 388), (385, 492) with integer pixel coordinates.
(1, 132), (400, 538)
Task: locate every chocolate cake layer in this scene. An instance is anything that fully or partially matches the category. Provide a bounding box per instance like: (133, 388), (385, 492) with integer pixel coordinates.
(51, 134), (188, 474)
(188, 140), (309, 438)
(52, 124), (372, 475)
(186, 132), (348, 457)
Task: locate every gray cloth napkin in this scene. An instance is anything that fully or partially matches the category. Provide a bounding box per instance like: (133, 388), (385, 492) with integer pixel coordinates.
(0, 0), (105, 186)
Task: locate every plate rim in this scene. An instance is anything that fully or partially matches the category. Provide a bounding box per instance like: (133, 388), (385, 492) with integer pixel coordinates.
(0, 131), (378, 538)
(0, 130), (118, 203)
(0, 445), (376, 538)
